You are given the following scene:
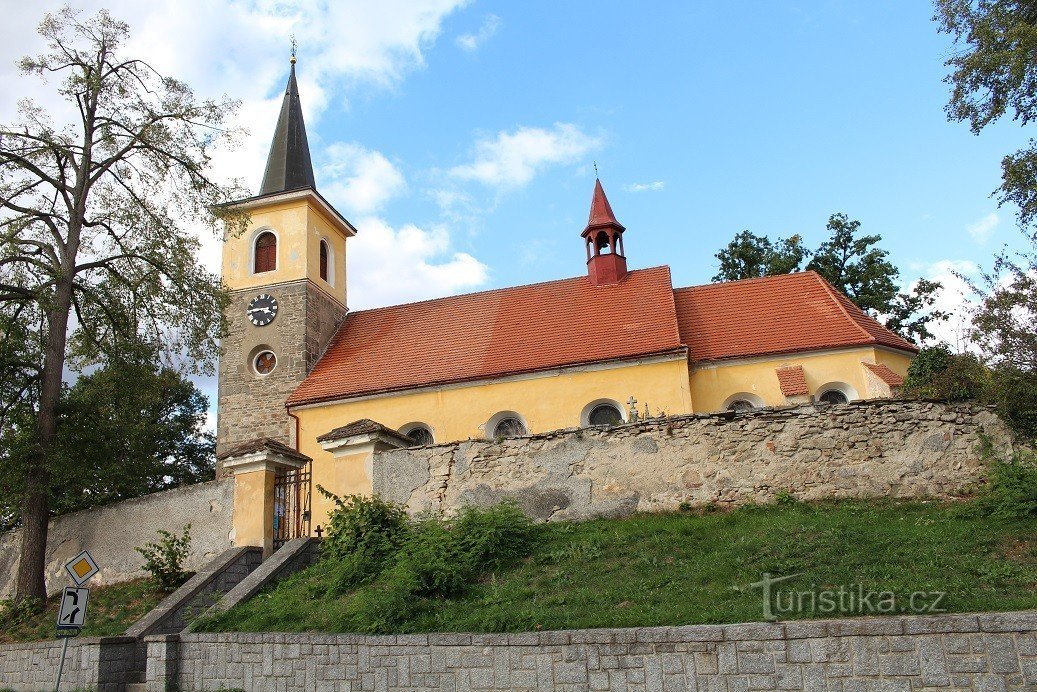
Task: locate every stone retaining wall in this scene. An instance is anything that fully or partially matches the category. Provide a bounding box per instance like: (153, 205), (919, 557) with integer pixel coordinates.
(376, 400), (1014, 520)
(0, 635), (139, 691)
(146, 611), (1037, 690)
(0, 478), (234, 597)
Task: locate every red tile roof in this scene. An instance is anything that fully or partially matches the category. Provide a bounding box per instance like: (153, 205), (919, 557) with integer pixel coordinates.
(862, 362), (905, 387)
(775, 365), (809, 396)
(287, 267), (683, 407)
(672, 271), (917, 362)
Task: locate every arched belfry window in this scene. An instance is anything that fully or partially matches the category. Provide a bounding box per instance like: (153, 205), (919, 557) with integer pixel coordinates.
(319, 239), (329, 282)
(254, 232), (277, 273)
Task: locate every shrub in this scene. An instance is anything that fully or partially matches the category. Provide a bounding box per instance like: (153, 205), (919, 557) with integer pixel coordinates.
(347, 502), (535, 633)
(974, 449), (1037, 520)
(135, 524), (192, 591)
(903, 346), (989, 401)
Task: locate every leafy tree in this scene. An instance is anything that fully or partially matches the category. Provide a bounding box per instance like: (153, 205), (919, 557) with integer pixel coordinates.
(902, 344), (990, 401)
(0, 361), (216, 530)
(806, 214), (900, 313)
(711, 214), (946, 342)
(936, 0), (1037, 226)
(0, 8), (244, 602)
(712, 231), (809, 282)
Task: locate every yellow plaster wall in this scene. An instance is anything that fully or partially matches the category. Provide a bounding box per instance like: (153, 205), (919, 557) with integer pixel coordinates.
(231, 468), (276, 555)
(689, 347), (890, 412)
(296, 357), (692, 526)
(222, 199), (348, 305)
(873, 348), (914, 378)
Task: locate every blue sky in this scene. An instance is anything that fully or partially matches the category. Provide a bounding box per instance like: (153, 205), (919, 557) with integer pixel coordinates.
(3, 0), (1031, 408)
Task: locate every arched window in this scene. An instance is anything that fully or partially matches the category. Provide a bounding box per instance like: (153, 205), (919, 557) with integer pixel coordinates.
(818, 389), (848, 405)
(815, 381), (856, 405)
(589, 403), (623, 426)
(493, 417), (526, 438)
(400, 423), (434, 447)
(254, 232), (277, 273)
(319, 239), (329, 282)
(722, 392), (764, 413)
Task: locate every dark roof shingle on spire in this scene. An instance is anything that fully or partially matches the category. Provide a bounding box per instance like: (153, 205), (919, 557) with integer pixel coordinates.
(259, 60), (316, 195)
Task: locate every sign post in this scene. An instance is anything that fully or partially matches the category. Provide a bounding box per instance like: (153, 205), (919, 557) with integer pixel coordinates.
(55, 551), (98, 691)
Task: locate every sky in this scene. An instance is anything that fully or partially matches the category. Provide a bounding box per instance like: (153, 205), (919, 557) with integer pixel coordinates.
(2, 1), (1032, 411)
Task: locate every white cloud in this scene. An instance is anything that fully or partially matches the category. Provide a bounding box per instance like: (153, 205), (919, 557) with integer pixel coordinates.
(456, 14), (501, 51)
(449, 123), (602, 190)
(914, 259), (980, 350)
(966, 212), (999, 244)
(348, 216), (488, 308)
(1, 0), (471, 277)
(625, 181), (665, 192)
(320, 143), (407, 215)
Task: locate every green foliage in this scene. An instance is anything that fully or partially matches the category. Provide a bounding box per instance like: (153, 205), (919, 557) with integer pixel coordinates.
(903, 345), (990, 401)
(774, 490), (799, 506)
(985, 364), (1037, 439)
(973, 448), (1037, 520)
(806, 213), (900, 314)
(936, 0), (1037, 226)
(318, 488), (409, 562)
(712, 231), (809, 282)
(197, 499), (1037, 634)
(711, 214), (946, 342)
(135, 524), (192, 592)
(0, 360), (215, 528)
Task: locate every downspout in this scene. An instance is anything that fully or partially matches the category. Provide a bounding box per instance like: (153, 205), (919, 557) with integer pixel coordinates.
(286, 405), (312, 537)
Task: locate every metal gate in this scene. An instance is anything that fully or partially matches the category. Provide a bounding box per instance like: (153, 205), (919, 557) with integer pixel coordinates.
(273, 463), (311, 550)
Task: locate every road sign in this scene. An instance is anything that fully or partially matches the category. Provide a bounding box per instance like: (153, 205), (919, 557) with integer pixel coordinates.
(64, 550), (98, 586)
(56, 587), (89, 630)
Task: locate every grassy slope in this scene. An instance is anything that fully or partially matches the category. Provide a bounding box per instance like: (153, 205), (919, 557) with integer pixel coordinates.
(201, 499), (1037, 634)
(0, 578), (163, 644)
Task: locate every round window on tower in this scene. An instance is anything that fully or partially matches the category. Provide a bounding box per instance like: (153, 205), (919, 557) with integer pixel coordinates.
(253, 350), (277, 376)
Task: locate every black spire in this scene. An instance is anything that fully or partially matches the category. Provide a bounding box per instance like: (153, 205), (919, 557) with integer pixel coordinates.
(259, 56), (316, 195)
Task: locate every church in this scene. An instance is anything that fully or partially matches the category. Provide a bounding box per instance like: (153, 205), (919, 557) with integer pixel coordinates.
(215, 60), (917, 551)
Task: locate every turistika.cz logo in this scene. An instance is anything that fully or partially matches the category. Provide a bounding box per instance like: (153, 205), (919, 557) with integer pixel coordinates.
(747, 573), (947, 621)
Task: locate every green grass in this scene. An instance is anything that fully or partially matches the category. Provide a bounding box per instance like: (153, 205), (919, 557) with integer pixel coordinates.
(0, 578), (164, 644)
(197, 499), (1037, 634)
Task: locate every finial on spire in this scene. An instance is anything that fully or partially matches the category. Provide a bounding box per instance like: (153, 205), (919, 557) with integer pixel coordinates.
(290, 35), (297, 64)
(593, 161), (599, 178)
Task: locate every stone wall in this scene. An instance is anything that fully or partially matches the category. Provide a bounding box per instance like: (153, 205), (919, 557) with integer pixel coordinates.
(146, 611), (1037, 690)
(0, 479), (234, 597)
(0, 636), (139, 692)
(375, 400), (1014, 520)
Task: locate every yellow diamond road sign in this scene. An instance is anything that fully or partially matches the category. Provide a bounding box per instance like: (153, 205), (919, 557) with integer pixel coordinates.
(64, 550), (98, 586)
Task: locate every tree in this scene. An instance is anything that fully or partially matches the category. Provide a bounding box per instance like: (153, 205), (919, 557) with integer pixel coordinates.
(711, 214), (946, 342)
(806, 214), (899, 313)
(712, 230), (809, 282)
(0, 8), (244, 602)
(936, 0), (1037, 226)
(0, 361), (216, 529)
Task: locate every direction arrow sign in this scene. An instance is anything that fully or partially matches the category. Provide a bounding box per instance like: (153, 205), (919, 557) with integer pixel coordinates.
(56, 587), (89, 630)
(64, 550), (99, 586)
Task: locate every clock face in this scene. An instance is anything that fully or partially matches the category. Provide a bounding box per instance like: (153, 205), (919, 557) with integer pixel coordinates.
(247, 293), (278, 326)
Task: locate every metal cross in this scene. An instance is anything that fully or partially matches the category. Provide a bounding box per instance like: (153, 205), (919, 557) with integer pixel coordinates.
(290, 35), (297, 59)
(593, 161), (599, 177)
(314, 525), (323, 538)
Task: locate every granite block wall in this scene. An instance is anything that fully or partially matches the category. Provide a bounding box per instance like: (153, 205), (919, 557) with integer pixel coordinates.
(146, 611), (1037, 690)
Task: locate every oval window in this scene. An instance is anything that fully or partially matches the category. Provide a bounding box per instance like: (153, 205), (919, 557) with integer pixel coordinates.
(818, 389), (848, 405)
(492, 417), (526, 439)
(403, 425), (434, 447)
(254, 350), (276, 375)
(588, 403), (623, 426)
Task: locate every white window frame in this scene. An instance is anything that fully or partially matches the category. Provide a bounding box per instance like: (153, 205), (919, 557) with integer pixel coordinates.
(815, 381), (858, 404)
(250, 227), (280, 275)
(721, 392), (765, 412)
(484, 411), (529, 440)
(580, 398), (627, 427)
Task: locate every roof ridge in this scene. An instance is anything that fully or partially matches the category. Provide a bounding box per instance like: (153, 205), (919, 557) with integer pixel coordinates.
(347, 265), (671, 315)
(673, 270), (820, 293)
(811, 273), (876, 343)
(658, 265), (682, 346)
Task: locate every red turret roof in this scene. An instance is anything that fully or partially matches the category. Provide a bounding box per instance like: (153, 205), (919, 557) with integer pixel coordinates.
(582, 179), (625, 237)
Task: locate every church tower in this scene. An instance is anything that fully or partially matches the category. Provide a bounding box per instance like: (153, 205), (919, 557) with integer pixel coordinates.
(216, 56), (355, 459)
(582, 178), (628, 285)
